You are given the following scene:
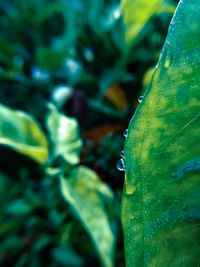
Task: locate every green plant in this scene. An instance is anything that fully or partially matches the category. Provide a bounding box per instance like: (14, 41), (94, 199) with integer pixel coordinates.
(122, 0), (200, 266)
(0, 103), (114, 267)
(0, 0), (181, 266)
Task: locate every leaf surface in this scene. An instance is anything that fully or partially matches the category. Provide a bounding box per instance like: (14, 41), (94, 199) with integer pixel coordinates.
(0, 104), (48, 164)
(46, 104), (82, 165)
(60, 166), (114, 267)
(122, 0), (200, 266)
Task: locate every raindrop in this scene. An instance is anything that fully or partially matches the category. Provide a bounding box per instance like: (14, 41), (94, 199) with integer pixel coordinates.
(116, 159), (125, 171)
(123, 129), (128, 137)
(120, 151), (124, 157)
(138, 96), (143, 103)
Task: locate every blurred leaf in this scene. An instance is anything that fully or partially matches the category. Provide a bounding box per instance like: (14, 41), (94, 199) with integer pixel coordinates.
(88, 98), (127, 119)
(6, 199), (32, 215)
(122, 0), (175, 43)
(52, 245), (83, 267)
(106, 83), (127, 110)
(60, 166), (115, 267)
(100, 64), (133, 94)
(46, 104), (82, 165)
(122, 0), (200, 265)
(142, 66), (155, 88)
(0, 104), (48, 164)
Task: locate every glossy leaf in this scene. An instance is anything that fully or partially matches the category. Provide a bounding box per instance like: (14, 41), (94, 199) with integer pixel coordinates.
(46, 104), (82, 165)
(60, 166), (114, 267)
(122, 0), (200, 266)
(122, 0), (175, 42)
(0, 104), (48, 164)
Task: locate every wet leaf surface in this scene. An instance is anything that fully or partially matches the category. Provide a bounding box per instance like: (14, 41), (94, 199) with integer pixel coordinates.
(122, 0), (200, 266)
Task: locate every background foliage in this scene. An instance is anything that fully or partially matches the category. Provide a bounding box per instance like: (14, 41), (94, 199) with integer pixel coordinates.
(0, 0), (178, 266)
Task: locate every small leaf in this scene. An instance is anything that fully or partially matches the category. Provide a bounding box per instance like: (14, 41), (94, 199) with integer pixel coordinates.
(0, 104), (48, 164)
(122, 0), (200, 266)
(46, 104), (82, 165)
(60, 166), (115, 267)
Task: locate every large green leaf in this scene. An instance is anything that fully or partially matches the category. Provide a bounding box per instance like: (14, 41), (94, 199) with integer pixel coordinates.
(46, 104), (82, 165)
(122, 0), (200, 266)
(122, 0), (175, 42)
(0, 104), (48, 164)
(60, 166), (115, 267)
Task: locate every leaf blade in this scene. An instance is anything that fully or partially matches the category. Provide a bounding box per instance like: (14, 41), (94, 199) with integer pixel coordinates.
(60, 166), (115, 267)
(46, 104), (82, 165)
(0, 104), (48, 164)
(122, 0), (200, 266)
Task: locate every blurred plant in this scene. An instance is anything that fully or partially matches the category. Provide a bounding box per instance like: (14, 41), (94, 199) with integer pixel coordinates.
(0, 103), (115, 267)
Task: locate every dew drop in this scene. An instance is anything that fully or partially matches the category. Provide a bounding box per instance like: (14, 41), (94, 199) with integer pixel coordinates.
(120, 151), (124, 157)
(138, 96), (143, 103)
(116, 159), (125, 171)
(123, 129), (128, 137)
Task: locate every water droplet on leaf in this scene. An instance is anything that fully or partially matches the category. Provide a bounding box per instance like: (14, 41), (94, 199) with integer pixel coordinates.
(120, 151), (124, 157)
(138, 96), (143, 103)
(117, 159), (125, 171)
(123, 129), (128, 137)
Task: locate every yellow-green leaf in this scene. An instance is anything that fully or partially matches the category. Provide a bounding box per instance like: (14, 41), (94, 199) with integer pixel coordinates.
(122, 0), (175, 42)
(122, 0), (200, 266)
(0, 104), (48, 164)
(60, 166), (115, 267)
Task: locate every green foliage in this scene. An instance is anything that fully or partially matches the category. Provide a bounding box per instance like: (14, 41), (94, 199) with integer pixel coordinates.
(0, 102), (115, 266)
(122, 0), (175, 43)
(0, 104), (48, 164)
(122, 0), (200, 266)
(61, 166), (114, 267)
(46, 104), (82, 165)
(0, 0), (178, 266)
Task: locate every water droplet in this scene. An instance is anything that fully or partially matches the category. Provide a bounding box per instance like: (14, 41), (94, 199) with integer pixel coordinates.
(120, 151), (124, 157)
(116, 159), (125, 171)
(138, 96), (143, 103)
(123, 129), (128, 137)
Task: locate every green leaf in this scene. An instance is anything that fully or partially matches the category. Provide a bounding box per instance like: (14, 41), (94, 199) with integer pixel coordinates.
(0, 104), (48, 164)
(60, 166), (115, 267)
(122, 0), (175, 43)
(122, 0), (200, 266)
(46, 104), (82, 165)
